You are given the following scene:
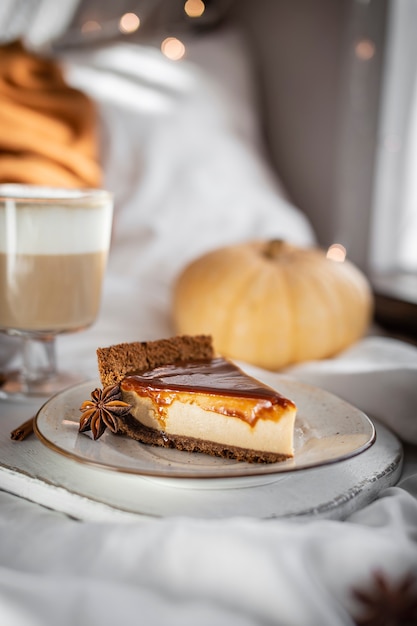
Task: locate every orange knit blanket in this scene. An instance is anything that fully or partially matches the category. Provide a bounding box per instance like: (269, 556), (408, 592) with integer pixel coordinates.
(0, 41), (102, 188)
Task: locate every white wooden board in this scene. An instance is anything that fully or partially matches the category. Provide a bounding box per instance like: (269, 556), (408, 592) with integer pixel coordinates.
(0, 394), (403, 521)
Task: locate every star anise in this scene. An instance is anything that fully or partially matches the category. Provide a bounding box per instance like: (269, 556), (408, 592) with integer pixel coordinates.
(79, 384), (132, 440)
(352, 569), (417, 626)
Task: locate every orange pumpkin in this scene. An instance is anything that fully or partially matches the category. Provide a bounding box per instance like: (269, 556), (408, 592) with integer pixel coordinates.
(172, 240), (373, 370)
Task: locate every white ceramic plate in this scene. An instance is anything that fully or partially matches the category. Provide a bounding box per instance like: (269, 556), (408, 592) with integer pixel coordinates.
(34, 374), (375, 482)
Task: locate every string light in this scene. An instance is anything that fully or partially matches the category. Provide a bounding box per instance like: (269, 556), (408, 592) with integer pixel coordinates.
(184, 0), (205, 18)
(119, 12), (140, 34)
(354, 39), (375, 61)
(326, 244), (347, 262)
(81, 20), (101, 34)
(161, 37), (186, 61)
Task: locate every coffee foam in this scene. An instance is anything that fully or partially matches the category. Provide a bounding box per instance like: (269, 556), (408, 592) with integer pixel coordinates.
(0, 203), (113, 255)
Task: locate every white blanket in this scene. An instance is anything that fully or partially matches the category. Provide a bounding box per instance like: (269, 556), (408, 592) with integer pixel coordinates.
(1, 28), (416, 626)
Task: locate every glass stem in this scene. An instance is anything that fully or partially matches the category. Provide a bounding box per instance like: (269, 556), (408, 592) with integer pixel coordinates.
(21, 335), (57, 392)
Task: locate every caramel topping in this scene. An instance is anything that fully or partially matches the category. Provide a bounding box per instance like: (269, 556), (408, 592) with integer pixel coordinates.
(121, 357), (295, 426)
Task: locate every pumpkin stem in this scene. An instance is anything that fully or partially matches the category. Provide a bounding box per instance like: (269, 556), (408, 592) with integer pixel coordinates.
(263, 239), (286, 259)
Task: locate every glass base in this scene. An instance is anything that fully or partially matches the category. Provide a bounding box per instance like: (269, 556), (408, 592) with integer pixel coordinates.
(0, 369), (86, 401)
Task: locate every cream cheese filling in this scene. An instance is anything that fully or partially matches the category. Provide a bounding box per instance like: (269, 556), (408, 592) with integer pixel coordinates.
(122, 390), (296, 456)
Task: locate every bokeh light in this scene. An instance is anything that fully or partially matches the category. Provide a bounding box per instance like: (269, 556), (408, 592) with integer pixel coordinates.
(184, 0), (205, 18)
(119, 12), (140, 34)
(161, 37), (186, 61)
(326, 244), (347, 262)
(354, 39), (375, 61)
(81, 20), (101, 34)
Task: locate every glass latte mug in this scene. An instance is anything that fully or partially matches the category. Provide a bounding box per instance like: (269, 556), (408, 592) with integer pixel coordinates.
(0, 185), (113, 398)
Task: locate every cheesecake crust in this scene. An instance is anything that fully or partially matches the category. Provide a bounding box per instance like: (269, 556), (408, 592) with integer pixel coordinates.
(97, 334), (214, 387)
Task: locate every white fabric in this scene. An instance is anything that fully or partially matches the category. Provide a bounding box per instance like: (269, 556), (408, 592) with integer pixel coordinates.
(1, 28), (417, 626)
(286, 335), (417, 445)
(56, 28), (315, 374)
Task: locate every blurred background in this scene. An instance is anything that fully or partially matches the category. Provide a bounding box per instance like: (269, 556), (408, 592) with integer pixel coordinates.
(1, 0), (416, 337)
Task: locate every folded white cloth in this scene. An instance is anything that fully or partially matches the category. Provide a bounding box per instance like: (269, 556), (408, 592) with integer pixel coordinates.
(285, 335), (417, 445)
(0, 484), (416, 626)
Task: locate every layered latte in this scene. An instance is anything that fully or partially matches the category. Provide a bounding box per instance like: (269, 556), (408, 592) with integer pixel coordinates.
(0, 186), (113, 333)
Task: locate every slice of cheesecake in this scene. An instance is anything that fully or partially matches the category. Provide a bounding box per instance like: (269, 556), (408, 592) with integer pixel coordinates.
(84, 335), (296, 463)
